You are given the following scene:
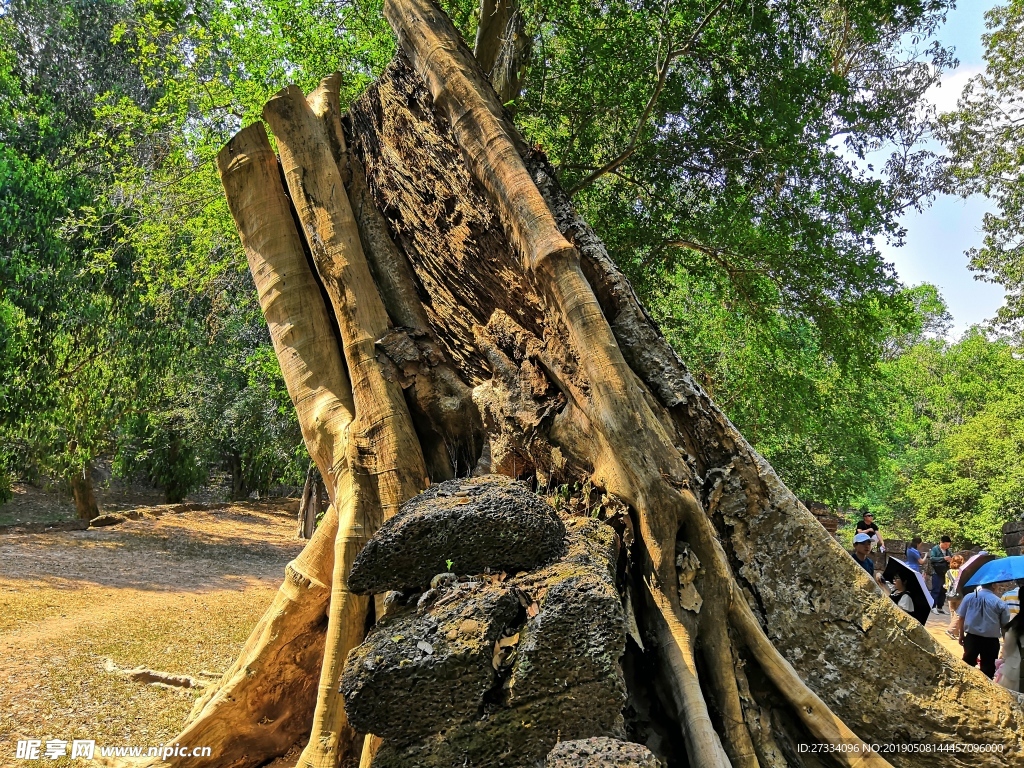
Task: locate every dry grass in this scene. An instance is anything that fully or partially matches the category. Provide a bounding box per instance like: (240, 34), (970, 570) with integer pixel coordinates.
(0, 503), (304, 767)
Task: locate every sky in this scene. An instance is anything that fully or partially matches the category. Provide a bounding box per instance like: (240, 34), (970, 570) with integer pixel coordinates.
(876, 0), (1006, 336)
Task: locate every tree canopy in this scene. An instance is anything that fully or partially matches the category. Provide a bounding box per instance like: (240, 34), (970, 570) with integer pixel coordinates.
(941, 0), (1024, 330)
(1, 0), (1020, 548)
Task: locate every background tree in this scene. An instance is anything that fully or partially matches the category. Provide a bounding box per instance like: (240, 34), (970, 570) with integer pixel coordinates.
(100, 0), (958, 509)
(860, 323), (1024, 548)
(0, 0), (169, 516)
(941, 0), (1024, 330)
(0, 0), (308, 509)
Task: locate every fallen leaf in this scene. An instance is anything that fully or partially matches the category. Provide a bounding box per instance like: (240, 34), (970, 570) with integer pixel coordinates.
(526, 601), (539, 618)
(492, 632), (520, 669)
(416, 640), (434, 655)
(498, 632), (520, 649)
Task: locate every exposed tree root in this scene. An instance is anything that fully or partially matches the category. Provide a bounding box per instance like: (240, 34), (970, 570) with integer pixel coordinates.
(729, 593), (893, 768)
(151, 503), (339, 768)
(264, 83), (429, 768)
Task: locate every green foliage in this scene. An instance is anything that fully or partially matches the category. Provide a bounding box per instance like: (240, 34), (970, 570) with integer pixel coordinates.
(0, 0), (307, 500)
(2, 0), (1006, 531)
(0, 0), (163, 487)
(115, 412), (208, 504)
(654, 269), (897, 504)
(860, 327), (1024, 549)
(940, 0), (1024, 329)
(514, 0), (953, 370)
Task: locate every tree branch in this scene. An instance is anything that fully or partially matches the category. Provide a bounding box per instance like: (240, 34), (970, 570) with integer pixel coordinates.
(566, 0), (731, 196)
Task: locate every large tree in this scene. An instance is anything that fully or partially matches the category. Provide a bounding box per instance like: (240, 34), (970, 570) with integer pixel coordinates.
(107, 0), (956, 508)
(941, 0), (1024, 330)
(138, 2), (1022, 767)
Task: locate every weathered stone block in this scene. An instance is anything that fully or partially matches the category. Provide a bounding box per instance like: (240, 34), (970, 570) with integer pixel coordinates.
(508, 517), (625, 709)
(340, 580), (520, 745)
(545, 737), (662, 767)
(372, 687), (625, 768)
(367, 517), (628, 768)
(349, 475), (566, 594)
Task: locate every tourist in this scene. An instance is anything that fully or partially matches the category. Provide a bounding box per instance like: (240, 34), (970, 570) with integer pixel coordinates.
(928, 536), (953, 613)
(944, 554), (965, 639)
(957, 581), (1012, 679)
(875, 571), (915, 616)
(851, 533), (874, 576)
(855, 510), (885, 552)
(906, 537), (926, 574)
(1001, 556), (1024, 620)
(1003, 582), (1020, 619)
(997, 610), (1023, 694)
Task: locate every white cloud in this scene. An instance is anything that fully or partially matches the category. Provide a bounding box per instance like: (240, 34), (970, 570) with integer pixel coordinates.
(924, 64), (985, 115)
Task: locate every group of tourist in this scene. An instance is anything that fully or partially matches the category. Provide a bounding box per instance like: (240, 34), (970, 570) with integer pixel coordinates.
(847, 513), (1024, 695)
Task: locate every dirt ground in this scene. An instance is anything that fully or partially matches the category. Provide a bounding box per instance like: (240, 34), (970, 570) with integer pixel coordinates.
(0, 471), (265, 529)
(0, 500), (305, 767)
(0, 489), (1008, 767)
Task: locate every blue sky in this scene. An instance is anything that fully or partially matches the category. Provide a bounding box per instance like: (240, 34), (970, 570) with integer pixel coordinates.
(877, 1), (1005, 335)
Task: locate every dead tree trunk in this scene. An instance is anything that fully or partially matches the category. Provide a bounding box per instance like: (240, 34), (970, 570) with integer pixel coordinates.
(298, 465), (320, 540)
(141, 2), (1024, 766)
(70, 463), (99, 520)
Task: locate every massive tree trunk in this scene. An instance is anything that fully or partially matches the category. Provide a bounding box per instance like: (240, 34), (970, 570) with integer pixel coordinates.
(140, 2), (1023, 767)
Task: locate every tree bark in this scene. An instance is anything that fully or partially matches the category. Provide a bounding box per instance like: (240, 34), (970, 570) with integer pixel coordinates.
(141, 3), (1024, 767)
(474, 0), (529, 103)
(298, 465), (315, 539)
(141, 122), (357, 768)
(70, 464), (99, 520)
(298, 465), (321, 540)
(262, 77), (430, 768)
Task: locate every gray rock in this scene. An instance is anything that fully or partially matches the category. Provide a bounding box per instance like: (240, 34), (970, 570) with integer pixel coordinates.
(349, 475), (566, 594)
(368, 518), (628, 768)
(341, 579), (521, 745)
(545, 738), (662, 767)
(89, 514), (126, 528)
(508, 517), (626, 708)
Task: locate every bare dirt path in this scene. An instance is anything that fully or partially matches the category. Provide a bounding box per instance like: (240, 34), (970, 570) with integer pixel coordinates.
(0, 502), (305, 767)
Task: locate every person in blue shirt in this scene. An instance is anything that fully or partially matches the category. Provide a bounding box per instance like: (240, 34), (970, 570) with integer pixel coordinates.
(957, 581), (1012, 678)
(905, 536), (926, 574)
(850, 533), (874, 576)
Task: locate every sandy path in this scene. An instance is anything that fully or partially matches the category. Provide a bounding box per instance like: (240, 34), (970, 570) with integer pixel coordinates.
(0, 503), (305, 767)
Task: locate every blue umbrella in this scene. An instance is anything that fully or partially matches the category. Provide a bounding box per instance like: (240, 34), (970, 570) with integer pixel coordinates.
(963, 556), (1024, 588)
